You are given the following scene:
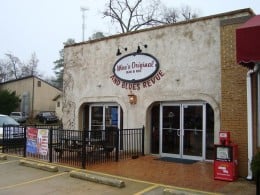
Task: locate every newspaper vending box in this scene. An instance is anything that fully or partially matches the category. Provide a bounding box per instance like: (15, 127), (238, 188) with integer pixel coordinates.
(214, 132), (238, 181)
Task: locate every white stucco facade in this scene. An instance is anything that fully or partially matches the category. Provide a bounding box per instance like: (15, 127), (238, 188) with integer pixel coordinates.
(63, 10), (251, 161)
(64, 18), (222, 123)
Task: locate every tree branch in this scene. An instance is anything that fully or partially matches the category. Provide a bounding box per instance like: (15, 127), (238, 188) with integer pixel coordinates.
(103, 0), (199, 33)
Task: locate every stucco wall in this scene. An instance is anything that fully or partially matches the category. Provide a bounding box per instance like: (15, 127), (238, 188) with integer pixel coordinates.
(64, 15), (224, 132)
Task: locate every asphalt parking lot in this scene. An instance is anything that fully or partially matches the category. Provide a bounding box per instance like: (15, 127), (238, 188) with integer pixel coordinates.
(0, 154), (216, 195)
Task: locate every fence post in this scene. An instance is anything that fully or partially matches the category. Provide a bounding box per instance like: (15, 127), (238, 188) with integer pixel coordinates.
(142, 125), (145, 156)
(2, 124), (5, 153)
(82, 130), (86, 169)
(23, 126), (27, 157)
(49, 127), (53, 163)
(257, 173), (260, 195)
(115, 128), (119, 162)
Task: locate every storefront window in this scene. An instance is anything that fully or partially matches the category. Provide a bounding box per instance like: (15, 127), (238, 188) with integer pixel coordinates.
(81, 104), (122, 130)
(82, 103), (123, 142)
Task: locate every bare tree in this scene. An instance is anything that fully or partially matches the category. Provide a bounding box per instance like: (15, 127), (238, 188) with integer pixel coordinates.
(5, 53), (21, 79)
(103, 0), (164, 33)
(160, 5), (199, 24)
(0, 52), (41, 83)
(103, 0), (199, 33)
(161, 7), (179, 24)
(180, 5), (199, 21)
(20, 52), (40, 77)
(0, 59), (12, 82)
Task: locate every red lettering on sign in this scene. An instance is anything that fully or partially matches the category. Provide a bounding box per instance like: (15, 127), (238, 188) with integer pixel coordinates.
(110, 70), (165, 90)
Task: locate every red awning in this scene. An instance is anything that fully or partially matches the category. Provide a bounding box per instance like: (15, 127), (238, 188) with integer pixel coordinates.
(236, 15), (260, 69)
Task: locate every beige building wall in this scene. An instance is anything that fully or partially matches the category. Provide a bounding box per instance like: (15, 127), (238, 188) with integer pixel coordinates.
(0, 76), (61, 117)
(33, 77), (61, 115)
(53, 95), (63, 120)
(1, 77), (34, 115)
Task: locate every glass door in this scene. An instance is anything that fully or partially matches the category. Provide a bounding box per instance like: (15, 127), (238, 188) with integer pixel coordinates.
(161, 105), (181, 157)
(182, 104), (204, 160)
(160, 103), (205, 160)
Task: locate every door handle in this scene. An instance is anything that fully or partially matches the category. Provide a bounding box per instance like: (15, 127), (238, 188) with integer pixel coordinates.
(177, 129), (180, 136)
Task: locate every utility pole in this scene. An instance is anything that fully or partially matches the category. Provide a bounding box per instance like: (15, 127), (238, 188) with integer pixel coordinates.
(80, 6), (88, 41)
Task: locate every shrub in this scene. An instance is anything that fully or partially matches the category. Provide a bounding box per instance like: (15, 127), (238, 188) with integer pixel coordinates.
(0, 89), (20, 114)
(251, 152), (260, 178)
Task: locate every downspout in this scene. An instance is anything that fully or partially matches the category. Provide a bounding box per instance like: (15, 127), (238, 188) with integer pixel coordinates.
(247, 64), (259, 180)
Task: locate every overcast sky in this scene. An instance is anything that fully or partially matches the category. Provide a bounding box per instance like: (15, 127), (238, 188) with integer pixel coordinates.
(0, 0), (259, 77)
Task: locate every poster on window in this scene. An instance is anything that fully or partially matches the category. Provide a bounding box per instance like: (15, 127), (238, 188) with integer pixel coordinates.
(26, 127), (38, 154)
(111, 107), (118, 126)
(37, 129), (49, 156)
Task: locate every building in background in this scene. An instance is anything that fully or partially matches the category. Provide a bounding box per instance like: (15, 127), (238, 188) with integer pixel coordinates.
(0, 76), (61, 117)
(53, 94), (63, 120)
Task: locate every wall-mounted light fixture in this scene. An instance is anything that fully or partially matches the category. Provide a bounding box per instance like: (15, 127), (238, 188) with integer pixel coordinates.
(116, 46), (127, 56)
(128, 91), (137, 105)
(136, 42), (148, 53)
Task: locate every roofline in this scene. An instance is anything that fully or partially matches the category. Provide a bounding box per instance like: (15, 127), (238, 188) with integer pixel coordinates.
(65, 8), (255, 49)
(0, 75), (62, 92)
(52, 94), (61, 101)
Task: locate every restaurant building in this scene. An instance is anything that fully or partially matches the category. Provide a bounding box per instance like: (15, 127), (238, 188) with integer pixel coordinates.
(63, 8), (258, 177)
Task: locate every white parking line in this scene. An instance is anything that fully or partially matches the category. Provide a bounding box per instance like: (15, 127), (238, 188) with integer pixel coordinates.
(0, 172), (67, 190)
(133, 184), (159, 195)
(0, 160), (19, 165)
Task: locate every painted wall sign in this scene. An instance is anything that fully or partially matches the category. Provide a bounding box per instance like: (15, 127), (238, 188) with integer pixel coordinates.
(113, 53), (159, 83)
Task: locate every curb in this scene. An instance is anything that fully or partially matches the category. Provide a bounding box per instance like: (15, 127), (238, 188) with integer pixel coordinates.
(19, 160), (59, 172)
(0, 154), (7, 160)
(70, 171), (125, 188)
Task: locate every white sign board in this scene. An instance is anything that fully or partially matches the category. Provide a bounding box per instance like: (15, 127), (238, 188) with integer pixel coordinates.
(113, 53), (159, 82)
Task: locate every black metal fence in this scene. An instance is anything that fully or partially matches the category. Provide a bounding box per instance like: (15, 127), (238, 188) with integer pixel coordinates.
(2, 125), (144, 169)
(2, 125), (26, 156)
